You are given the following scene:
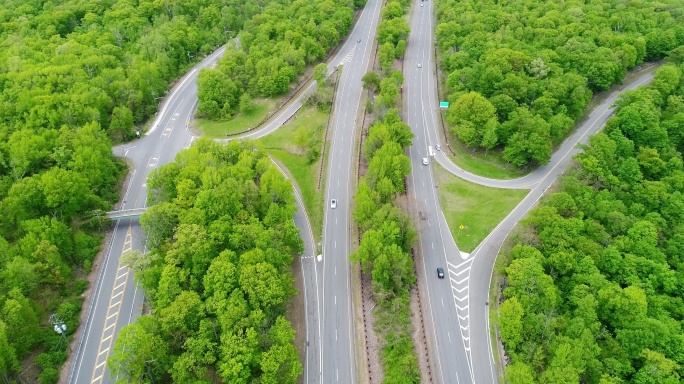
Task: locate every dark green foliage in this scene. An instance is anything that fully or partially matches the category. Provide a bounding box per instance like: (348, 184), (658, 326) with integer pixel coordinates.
(499, 63), (684, 383)
(198, 0), (355, 119)
(109, 140), (302, 383)
(436, 0), (684, 167)
(352, 54), (418, 380)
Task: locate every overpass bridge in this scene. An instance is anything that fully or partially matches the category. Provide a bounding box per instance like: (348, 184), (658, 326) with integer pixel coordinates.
(105, 208), (148, 220)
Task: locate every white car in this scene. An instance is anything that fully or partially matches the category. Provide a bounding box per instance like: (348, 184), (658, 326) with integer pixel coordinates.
(418, 63), (422, 68)
(421, 3), (424, 6)
(331, 199), (337, 209)
(422, 158), (429, 165)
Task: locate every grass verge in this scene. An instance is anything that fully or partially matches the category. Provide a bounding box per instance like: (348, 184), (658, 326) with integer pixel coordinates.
(257, 106), (329, 240)
(196, 97), (281, 138)
(433, 163), (528, 252)
(444, 134), (530, 180)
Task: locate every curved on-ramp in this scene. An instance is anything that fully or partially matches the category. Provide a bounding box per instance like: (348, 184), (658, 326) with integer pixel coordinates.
(405, 0), (656, 383)
(71, 1), (384, 382)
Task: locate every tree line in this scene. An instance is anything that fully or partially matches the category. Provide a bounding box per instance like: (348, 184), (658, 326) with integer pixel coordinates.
(0, 0), (257, 141)
(353, 2), (420, 375)
(435, 0), (684, 167)
(197, 0), (363, 120)
(108, 139), (303, 384)
(378, 0), (410, 71)
(353, 107), (421, 383)
(0, 0), (260, 381)
(498, 60), (684, 383)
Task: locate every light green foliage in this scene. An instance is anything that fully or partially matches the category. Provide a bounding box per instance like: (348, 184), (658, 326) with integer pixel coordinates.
(447, 91), (499, 148)
(108, 316), (171, 383)
(436, 0), (684, 167)
(0, 1), (258, 378)
(111, 140), (302, 382)
(351, 29), (419, 377)
(199, 0), (355, 119)
(313, 63), (329, 85)
(375, 0), (410, 71)
(0, 320), (19, 381)
(197, 69), (240, 119)
(499, 65), (684, 383)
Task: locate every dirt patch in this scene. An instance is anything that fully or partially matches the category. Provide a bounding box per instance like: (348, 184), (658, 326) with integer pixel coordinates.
(283, 144), (306, 156)
(286, 256), (307, 384)
(360, 271), (383, 383)
(399, 191), (435, 384)
(410, 285), (433, 383)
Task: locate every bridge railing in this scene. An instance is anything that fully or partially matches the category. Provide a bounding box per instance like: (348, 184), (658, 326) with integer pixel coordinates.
(105, 208), (148, 219)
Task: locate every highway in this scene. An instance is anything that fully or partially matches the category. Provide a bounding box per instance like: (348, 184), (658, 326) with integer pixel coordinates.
(404, 0), (656, 382)
(404, 1), (473, 383)
(319, 0), (383, 382)
(68, 1), (384, 382)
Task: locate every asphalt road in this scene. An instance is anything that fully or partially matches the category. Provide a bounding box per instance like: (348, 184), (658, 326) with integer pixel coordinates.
(319, 0), (383, 382)
(69, 1), (384, 381)
(405, 0), (656, 382)
(466, 71), (654, 384)
(404, 1), (474, 383)
(68, 47), (225, 384)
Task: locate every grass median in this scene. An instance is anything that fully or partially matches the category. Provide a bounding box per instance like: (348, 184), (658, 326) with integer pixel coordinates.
(196, 97), (282, 138)
(433, 163), (528, 252)
(444, 136), (529, 180)
(257, 106), (329, 241)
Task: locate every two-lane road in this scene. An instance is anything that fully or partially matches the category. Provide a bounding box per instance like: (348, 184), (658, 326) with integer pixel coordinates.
(69, 1), (386, 382)
(68, 48), (225, 384)
(405, 0), (656, 382)
(405, 1), (473, 383)
(320, 0), (384, 382)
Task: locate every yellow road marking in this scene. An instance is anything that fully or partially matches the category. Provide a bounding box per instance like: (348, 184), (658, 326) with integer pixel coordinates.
(90, 225), (133, 384)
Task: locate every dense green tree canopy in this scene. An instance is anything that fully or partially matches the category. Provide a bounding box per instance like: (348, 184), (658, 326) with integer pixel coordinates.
(0, 0), (263, 380)
(499, 62), (684, 383)
(198, 0), (356, 119)
(436, 0), (684, 167)
(109, 140), (303, 383)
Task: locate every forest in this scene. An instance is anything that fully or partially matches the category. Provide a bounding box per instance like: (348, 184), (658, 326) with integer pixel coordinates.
(108, 139), (303, 383)
(435, 0), (684, 167)
(498, 60), (684, 383)
(196, 0), (361, 120)
(0, 0), (259, 381)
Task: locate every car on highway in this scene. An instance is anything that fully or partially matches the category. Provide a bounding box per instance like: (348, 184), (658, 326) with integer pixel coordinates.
(437, 268), (445, 279)
(357, 38), (361, 43)
(435, 144), (441, 151)
(418, 63), (422, 68)
(331, 199), (337, 209)
(422, 158), (429, 165)
(421, 3), (423, 6)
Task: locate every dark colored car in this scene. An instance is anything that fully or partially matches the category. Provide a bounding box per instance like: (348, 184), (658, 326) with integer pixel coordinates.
(437, 267), (445, 279)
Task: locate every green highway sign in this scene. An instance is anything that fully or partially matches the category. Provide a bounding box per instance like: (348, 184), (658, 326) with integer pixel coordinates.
(439, 101), (449, 108)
